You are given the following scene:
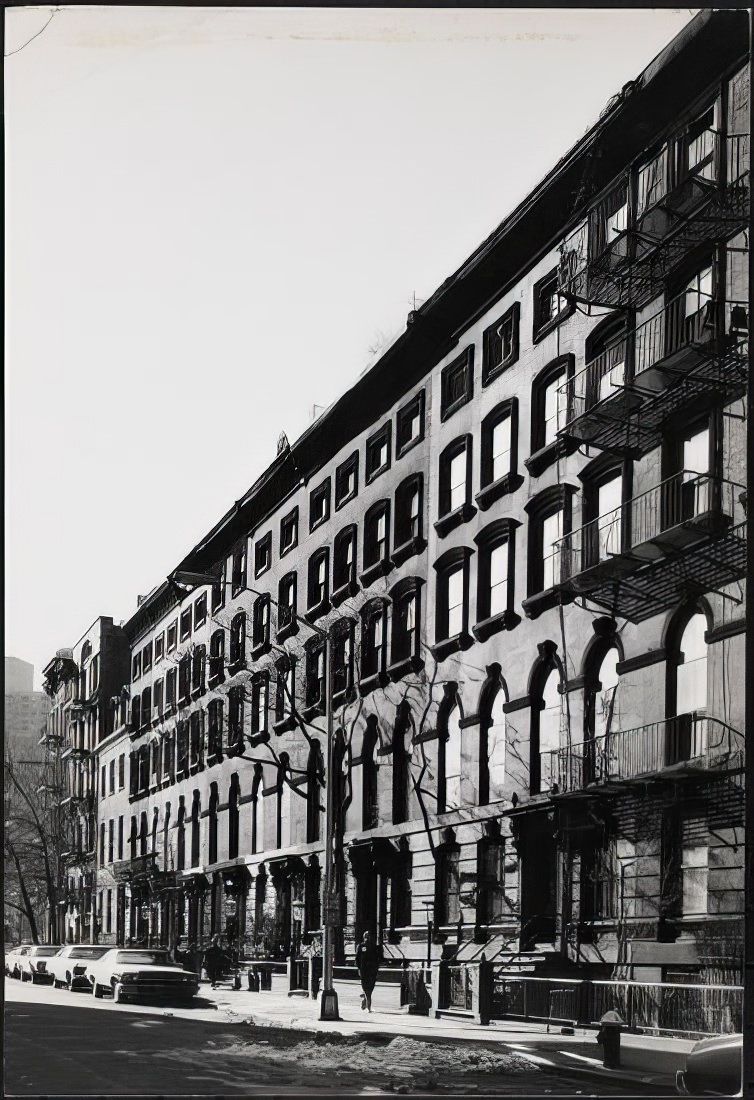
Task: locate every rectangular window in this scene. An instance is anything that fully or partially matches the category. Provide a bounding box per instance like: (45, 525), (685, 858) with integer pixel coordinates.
(166, 621), (178, 652)
(637, 147), (668, 217)
(154, 677), (164, 720)
(681, 845), (708, 914)
(142, 643), (152, 674)
(280, 508), (298, 555)
(491, 418), (512, 484)
(154, 633), (164, 664)
(543, 372), (568, 449)
(118, 754), (125, 790)
(365, 424), (391, 482)
(132, 653), (141, 681)
(252, 676), (268, 735)
(101, 765), (107, 797)
(396, 391), (425, 457)
(109, 760), (115, 795)
(179, 609), (192, 642)
(211, 566), (226, 613)
(166, 668), (177, 710)
(232, 543), (247, 595)
(448, 451), (467, 512)
(117, 816), (124, 860)
(255, 533), (272, 577)
(447, 568), (465, 637)
(309, 478), (331, 531)
(483, 303), (520, 383)
(108, 820), (114, 864)
(489, 543), (509, 617)
(333, 627), (354, 696)
(335, 453), (359, 509)
(533, 269), (570, 341)
(193, 593), (207, 629)
(542, 511), (563, 591)
(441, 348), (473, 420)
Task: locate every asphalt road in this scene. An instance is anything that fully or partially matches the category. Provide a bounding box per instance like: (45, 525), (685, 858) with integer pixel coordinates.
(5, 981), (674, 1097)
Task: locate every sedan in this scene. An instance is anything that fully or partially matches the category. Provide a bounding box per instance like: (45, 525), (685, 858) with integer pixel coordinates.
(48, 945), (111, 991)
(676, 1033), (742, 1096)
(13, 944), (61, 983)
(5, 944), (32, 979)
(87, 948), (200, 1003)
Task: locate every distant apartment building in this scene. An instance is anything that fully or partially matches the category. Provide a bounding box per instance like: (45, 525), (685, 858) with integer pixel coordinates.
(4, 671), (51, 763)
(40, 10), (749, 1020)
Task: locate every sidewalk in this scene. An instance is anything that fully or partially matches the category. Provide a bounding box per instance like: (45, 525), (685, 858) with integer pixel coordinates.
(198, 979), (694, 1090)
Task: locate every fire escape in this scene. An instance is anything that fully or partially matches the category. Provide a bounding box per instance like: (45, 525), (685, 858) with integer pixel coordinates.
(540, 76), (749, 969)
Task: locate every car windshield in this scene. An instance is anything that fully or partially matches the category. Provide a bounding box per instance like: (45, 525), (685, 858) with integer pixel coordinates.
(69, 947), (108, 959)
(114, 951), (173, 966)
(32, 947), (61, 956)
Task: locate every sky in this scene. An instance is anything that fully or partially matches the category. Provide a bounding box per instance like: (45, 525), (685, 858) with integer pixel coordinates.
(5, 5), (698, 690)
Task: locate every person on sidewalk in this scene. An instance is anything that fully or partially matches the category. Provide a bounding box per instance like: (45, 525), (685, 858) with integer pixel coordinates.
(203, 935), (226, 988)
(355, 930), (382, 1013)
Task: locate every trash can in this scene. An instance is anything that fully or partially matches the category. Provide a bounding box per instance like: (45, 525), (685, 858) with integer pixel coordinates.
(247, 968), (260, 992)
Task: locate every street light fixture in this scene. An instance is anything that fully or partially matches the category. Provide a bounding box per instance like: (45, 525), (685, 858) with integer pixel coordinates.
(170, 569), (341, 1021)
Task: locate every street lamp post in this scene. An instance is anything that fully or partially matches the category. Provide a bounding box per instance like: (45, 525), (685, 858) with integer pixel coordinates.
(170, 570), (340, 1020)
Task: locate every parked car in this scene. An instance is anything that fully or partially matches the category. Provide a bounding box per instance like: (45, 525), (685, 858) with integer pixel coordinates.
(86, 948), (200, 1003)
(48, 945), (111, 991)
(5, 944), (32, 979)
(676, 1033), (742, 1096)
(11, 944), (61, 983)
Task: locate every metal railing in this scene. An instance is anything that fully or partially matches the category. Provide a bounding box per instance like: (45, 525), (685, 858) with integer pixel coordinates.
(490, 972), (742, 1037)
(559, 292), (747, 426)
(553, 472), (743, 583)
(540, 713), (743, 792)
(447, 963), (474, 1011)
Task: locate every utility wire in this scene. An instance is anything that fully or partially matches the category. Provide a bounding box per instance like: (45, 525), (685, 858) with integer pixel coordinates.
(5, 7), (58, 58)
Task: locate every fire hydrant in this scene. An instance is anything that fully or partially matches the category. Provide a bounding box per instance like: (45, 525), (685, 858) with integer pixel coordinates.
(596, 1010), (624, 1068)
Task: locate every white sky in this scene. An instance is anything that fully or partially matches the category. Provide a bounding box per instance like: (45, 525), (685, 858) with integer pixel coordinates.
(5, 6), (697, 689)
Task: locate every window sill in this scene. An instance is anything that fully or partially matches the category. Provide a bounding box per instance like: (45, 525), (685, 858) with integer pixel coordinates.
(430, 632), (473, 661)
(254, 564), (270, 580)
(273, 716), (298, 735)
(391, 535), (427, 567)
(396, 433), (423, 461)
(251, 640), (271, 661)
(388, 655), (425, 682)
(206, 752), (223, 767)
(304, 599), (330, 625)
(434, 503), (476, 538)
(309, 514), (329, 535)
(208, 672), (225, 689)
(280, 540), (298, 559)
(532, 303), (575, 346)
(365, 462), (390, 485)
(359, 670), (390, 697)
(248, 730), (270, 747)
(191, 685), (205, 701)
(333, 685), (357, 710)
(472, 610), (521, 642)
(359, 559), (394, 588)
(521, 586), (571, 620)
(525, 437), (575, 478)
(302, 702), (325, 722)
(189, 761), (203, 775)
(475, 473), (524, 512)
(482, 356), (518, 387)
(331, 579), (359, 607)
(225, 740), (245, 758)
(163, 704), (176, 719)
(440, 394), (471, 422)
(277, 619), (299, 644)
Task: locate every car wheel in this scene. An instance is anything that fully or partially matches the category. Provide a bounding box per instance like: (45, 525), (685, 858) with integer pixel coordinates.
(113, 981), (128, 1004)
(93, 983), (104, 999)
(53, 977), (64, 989)
(66, 973), (74, 991)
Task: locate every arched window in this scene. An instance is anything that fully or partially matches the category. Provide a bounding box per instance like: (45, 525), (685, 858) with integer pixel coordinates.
(276, 753), (291, 849)
(530, 645), (563, 794)
(228, 775), (240, 860)
(209, 629), (225, 686)
(332, 525), (358, 602)
(251, 595), (271, 655)
(360, 598), (389, 686)
(437, 684), (462, 814)
(437, 436), (473, 534)
(131, 695), (141, 733)
(251, 764), (263, 855)
(434, 827), (461, 927)
(528, 355), (575, 475)
(190, 791), (201, 868)
(229, 612), (247, 671)
(362, 500), (391, 581)
(306, 744), (323, 843)
(394, 474), (425, 560)
(208, 783), (219, 864)
(277, 573), (298, 641)
(176, 798), (186, 871)
(479, 668), (508, 805)
(667, 608), (709, 765)
(392, 703), (411, 825)
(307, 548), (330, 616)
(361, 718), (379, 829)
(228, 685), (245, 752)
(390, 577), (423, 673)
(191, 645), (206, 696)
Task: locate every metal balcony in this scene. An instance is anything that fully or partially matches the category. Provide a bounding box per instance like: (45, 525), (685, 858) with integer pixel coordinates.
(551, 472), (746, 622)
(540, 713), (743, 795)
(559, 293), (748, 457)
(559, 134), (749, 310)
(60, 743), (91, 761)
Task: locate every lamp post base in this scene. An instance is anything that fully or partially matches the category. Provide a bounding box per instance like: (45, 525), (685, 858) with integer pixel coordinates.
(319, 987), (341, 1021)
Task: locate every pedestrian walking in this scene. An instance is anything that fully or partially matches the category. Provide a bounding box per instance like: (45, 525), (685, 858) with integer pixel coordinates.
(355, 930), (382, 1013)
(203, 935), (226, 988)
